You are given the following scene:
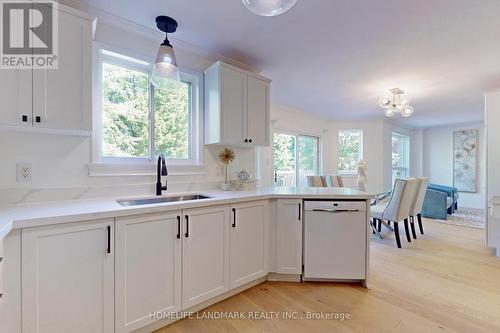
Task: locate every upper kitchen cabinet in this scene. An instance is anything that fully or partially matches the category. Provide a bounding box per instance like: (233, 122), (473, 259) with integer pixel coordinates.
(0, 4), (94, 134)
(204, 61), (270, 146)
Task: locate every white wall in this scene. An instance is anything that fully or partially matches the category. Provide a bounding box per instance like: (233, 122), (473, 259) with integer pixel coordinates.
(422, 122), (486, 209)
(0, 20), (257, 205)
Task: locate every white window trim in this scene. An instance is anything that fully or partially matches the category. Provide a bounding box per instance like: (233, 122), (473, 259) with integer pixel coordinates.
(272, 129), (323, 187)
(338, 129), (364, 175)
(90, 44), (204, 176)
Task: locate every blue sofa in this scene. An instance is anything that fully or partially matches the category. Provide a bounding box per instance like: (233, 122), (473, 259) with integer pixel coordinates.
(421, 184), (459, 220)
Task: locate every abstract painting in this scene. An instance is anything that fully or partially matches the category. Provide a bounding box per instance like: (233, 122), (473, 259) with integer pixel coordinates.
(453, 129), (477, 193)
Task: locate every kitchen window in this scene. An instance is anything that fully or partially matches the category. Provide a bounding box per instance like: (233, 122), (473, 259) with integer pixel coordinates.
(338, 130), (363, 173)
(273, 132), (320, 187)
(392, 132), (410, 183)
(93, 49), (202, 167)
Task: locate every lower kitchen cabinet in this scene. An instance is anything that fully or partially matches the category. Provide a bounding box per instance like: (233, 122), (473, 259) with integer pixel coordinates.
(182, 206), (230, 308)
(276, 199), (303, 274)
(115, 212), (182, 333)
(229, 201), (268, 289)
(21, 219), (114, 333)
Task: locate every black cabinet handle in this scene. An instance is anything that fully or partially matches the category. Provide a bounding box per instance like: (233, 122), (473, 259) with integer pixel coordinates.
(176, 216), (181, 239)
(106, 225), (111, 254)
(185, 215), (189, 238)
(22, 115), (28, 122)
(232, 208), (236, 228)
(298, 203), (301, 221)
(249, 139), (253, 143)
(35, 116), (41, 123)
(244, 139), (248, 143)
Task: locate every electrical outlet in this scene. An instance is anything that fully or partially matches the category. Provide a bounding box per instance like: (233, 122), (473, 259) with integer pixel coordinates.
(17, 163), (32, 182)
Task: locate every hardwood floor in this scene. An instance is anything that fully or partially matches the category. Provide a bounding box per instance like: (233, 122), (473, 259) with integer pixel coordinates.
(156, 220), (500, 333)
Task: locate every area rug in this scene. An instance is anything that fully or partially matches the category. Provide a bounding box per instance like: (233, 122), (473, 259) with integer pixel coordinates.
(431, 208), (485, 229)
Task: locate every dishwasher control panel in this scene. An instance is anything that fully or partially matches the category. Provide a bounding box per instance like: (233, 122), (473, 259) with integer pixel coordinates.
(304, 201), (367, 212)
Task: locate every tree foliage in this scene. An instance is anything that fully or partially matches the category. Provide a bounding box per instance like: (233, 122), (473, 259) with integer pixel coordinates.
(102, 62), (190, 159)
(338, 131), (361, 172)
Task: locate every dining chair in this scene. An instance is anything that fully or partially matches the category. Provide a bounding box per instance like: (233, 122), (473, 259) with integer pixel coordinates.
(321, 175), (344, 187)
(409, 177), (429, 236)
(371, 178), (419, 248)
(307, 176), (324, 187)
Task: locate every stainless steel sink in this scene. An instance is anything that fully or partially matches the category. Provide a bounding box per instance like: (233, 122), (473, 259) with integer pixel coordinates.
(116, 194), (212, 207)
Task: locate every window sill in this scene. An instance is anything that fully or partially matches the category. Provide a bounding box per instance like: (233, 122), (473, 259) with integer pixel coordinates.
(88, 162), (207, 177)
(338, 172), (357, 177)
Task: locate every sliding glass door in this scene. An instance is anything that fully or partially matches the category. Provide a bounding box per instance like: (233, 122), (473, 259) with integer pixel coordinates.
(273, 132), (319, 187)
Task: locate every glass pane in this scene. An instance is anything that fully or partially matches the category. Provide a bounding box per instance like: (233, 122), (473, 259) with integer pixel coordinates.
(273, 133), (297, 187)
(154, 79), (191, 159)
(298, 136), (319, 187)
(392, 133), (410, 184)
(338, 130), (361, 172)
(101, 62), (149, 157)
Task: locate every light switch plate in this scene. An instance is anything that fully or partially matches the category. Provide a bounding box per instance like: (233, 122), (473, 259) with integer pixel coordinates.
(17, 163), (32, 182)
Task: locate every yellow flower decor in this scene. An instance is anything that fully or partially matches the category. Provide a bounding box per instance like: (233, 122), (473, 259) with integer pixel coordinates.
(219, 148), (235, 183)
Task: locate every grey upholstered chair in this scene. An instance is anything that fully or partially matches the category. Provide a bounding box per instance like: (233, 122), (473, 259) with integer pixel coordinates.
(307, 176), (324, 187)
(321, 175), (344, 187)
(409, 177), (429, 236)
(371, 178), (419, 248)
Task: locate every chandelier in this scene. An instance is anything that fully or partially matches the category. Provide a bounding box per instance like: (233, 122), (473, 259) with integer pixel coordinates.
(241, 0), (298, 16)
(378, 88), (414, 118)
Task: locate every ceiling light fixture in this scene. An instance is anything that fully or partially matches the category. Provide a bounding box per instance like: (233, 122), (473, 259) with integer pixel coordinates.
(241, 0), (298, 16)
(379, 88), (414, 118)
(151, 16), (180, 88)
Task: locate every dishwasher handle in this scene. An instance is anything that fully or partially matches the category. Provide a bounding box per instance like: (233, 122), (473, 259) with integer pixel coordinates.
(311, 209), (360, 213)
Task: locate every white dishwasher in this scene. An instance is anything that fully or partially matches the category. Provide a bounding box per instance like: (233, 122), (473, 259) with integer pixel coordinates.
(304, 200), (367, 281)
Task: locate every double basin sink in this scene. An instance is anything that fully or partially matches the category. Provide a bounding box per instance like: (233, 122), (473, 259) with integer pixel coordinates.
(116, 194), (212, 207)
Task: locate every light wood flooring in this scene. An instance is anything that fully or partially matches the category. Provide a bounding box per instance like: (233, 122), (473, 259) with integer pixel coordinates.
(156, 219), (500, 333)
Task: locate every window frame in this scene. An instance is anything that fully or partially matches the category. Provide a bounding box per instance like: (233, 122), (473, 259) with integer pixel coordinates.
(272, 129), (322, 188)
(92, 45), (203, 170)
(391, 132), (410, 183)
(338, 129), (364, 175)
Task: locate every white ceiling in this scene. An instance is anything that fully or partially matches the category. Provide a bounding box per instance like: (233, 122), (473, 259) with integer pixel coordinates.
(77, 0), (500, 128)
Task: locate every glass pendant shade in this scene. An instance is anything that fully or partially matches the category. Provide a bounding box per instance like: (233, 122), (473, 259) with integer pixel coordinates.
(241, 0), (298, 16)
(401, 105), (414, 117)
(378, 96), (391, 108)
(385, 109), (395, 117)
(151, 44), (180, 89)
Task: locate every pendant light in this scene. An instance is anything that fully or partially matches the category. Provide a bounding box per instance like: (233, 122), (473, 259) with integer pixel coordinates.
(151, 16), (180, 88)
(241, 0), (298, 16)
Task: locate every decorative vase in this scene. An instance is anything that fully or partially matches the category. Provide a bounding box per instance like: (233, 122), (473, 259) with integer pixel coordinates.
(221, 182), (232, 191)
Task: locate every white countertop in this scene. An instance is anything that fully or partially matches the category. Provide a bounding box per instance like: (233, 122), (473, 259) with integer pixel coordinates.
(0, 187), (375, 239)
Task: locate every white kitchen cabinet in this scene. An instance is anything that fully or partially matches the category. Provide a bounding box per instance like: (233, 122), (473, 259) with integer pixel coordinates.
(204, 61), (270, 146)
(21, 219), (114, 333)
(0, 4), (94, 134)
(115, 212), (182, 333)
(32, 7), (93, 132)
(276, 199), (303, 274)
(229, 201), (268, 289)
(0, 70), (32, 126)
(182, 205), (230, 308)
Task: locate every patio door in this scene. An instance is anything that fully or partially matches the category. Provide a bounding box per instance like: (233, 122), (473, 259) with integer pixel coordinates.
(273, 132), (319, 187)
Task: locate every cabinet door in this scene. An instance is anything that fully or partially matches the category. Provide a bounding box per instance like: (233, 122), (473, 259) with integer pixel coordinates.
(0, 69), (32, 126)
(230, 201), (268, 289)
(247, 76), (270, 146)
(220, 65), (247, 144)
(22, 219), (114, 333)
(32, 10), (92, 131)
(276, 199), (303, 274)
(182, 206), (230, 309)
(115, 212), (182, 333)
